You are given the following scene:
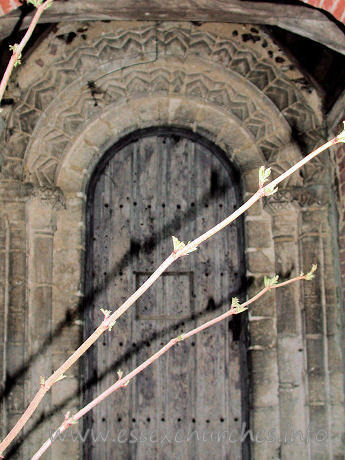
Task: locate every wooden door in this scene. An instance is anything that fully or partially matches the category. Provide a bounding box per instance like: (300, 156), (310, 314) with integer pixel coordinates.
(83, 128), (247, 459)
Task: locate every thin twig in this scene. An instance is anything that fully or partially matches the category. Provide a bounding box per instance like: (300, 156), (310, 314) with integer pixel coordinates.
(0, 130), (342, 457)
(31, 273), (309, 459)
(180, 136), (338, 256)
(0, 1), (53, 107)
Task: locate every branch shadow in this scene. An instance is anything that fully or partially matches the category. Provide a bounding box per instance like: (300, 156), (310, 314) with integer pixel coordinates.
(2, 133), (247, 458)
(7, 280), (248, 458)
(0, 173), (240, 404)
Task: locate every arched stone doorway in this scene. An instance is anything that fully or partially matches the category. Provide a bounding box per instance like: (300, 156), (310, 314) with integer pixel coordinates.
(0, 21), (343, 460)
(83, 127), (248, 459)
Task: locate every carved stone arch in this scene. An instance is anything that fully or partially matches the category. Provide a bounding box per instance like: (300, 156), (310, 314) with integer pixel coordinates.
(20, 57), (304, 191)
(2, 23), (323, 184)
(55, 96), (265, 196)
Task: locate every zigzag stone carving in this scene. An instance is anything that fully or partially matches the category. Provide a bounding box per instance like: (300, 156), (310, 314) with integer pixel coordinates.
(1, 24), (322, 186)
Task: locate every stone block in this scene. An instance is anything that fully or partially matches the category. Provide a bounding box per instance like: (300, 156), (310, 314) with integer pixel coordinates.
(9, 251), (26, 280)
(8, 305), (26, 344)
(328, 372), (345, 404)
(54, 217), (84, 250)
(271, 211), (297, 236)
(136, 97), (163, 126)
(307, 405), (329, 457)
(273, 240), (297, 277)
(10, 282), (25, 310)
(30, 284), (52, 315)
(65, 141), (99, 180)
(1, 158), (22, 180)
(249, 318), (276, 348)
(29, 285), (52, 353)
(276, 286), (298, 334)
(250, 349), (278, 383)
(51, 321), (81, 351)
(29, 353), (52, 397)
(277, 336), (304, 385)
(247, 249), (274, 273)
(325, 306), (340, 337)
(7, 381), (25, 412)
(279, 387), (306, 430)
(279, 387), (308, 459)
(102, 104), (139, 137)
(306, 338), (325, 376)
(226, 133), (263, 171)
(10, 228), (26, 251)
(246, 219), (272, 248)
(251, 406), (280, 460)
(327, 337), (344, 374)
(300, 238), (321, 277)
(51, 288), (80, 322)
(64, 196), (85, 217)
(31, 236), (53, 284)
(329, 403), (345, 457)
(84, 117), (113, 150)
(57, 163), (86, 195)
(301, 209), (327, 235)
(242, 168), (260, 193)
(168, 97), (199, 127)
(196, 104), (228, 137)
(304, 302), (323, 335)
(251, 374), (278, 408)
(232, 142), (265, 171)
(50, 435), (80, 460)
(308, 374), (327, 404)
(52, 376), (79, 406)
(53, 249), (83, 293)
(6, 343), (25, 377)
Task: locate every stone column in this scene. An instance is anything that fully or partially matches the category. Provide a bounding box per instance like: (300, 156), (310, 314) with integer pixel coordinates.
(24, 186), (64, 459)
(265, 196), (308, 459)
(49, 192), (85, 460)
(300, 200), (345, 459)
(242, 177), (280, 460)
(0, 180), (30, 459)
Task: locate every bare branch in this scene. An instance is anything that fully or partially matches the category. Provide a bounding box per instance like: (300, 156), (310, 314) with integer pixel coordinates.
(32, 270), (315, 459)
(0, 126), (343, 456)
(0, 0), (53, 107)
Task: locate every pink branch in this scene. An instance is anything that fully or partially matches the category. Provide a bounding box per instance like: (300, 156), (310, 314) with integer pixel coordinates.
(180, 136), (338, 255)
(0, 1), (53, 106)
(32, 273), (308, 459)
(0, 131), (342, 456)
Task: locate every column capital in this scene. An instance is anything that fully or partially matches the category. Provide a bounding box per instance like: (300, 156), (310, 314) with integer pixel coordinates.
(264, 187), (328, 214)
(28, 184), (66, 210)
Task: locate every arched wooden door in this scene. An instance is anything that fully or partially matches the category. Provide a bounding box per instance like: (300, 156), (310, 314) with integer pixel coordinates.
(83, 128), (248, 459)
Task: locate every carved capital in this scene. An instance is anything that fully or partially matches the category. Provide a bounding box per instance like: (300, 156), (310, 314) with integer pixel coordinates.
(28, 185), (66, 210)
(263, 190), (299, 214)
(264, 186), (328, 213)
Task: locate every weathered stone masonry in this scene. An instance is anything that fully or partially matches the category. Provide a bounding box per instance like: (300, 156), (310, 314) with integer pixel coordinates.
(0, 21), (344, 459)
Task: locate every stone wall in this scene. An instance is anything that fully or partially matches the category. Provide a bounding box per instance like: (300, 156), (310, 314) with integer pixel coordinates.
(0, 21), (344, 459)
